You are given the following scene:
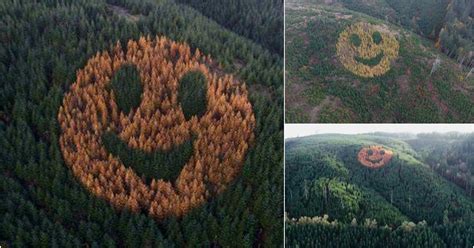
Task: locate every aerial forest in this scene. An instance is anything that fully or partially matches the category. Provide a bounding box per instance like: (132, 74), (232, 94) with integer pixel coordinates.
(285, 133), (474, 247)
(285, 0), (473, 123)
(0, 0), (283, 247)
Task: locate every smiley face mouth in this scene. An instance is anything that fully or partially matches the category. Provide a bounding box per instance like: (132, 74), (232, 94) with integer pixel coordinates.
(366, 157), (384, 163)
(102, 131), (195, 184)
(355, 52), (384, 67)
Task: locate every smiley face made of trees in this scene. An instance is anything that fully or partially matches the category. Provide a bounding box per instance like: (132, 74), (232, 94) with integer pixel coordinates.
(357, 145), (393, 168)
(337, 22), (399, 78)
(58, 36), (255, 219)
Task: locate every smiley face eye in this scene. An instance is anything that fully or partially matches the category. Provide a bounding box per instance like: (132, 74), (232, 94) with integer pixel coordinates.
(178, 70), (208, 120)
(379, 150), (385, 155)
(350, 34), (361, 47)
(109, 64), (143, 115)
(367, 149), (374, 156)
(372, 31), (382, 45)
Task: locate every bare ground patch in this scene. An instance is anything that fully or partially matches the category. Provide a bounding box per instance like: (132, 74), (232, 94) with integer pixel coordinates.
(367, 84), (381, 96)
(452, 68), (474, 95)
(301, 31), (310, 46)
(309, 55), (319, 65)
(285, 79), (349, 122)
(334, 12), (352, 19)
(426, 80), (452, 117)
(309, 96), (336, 121)
(285, 80), (309, 111)
(396, 69), (411, 94)
(107, 4), (142, 22)
(286, 79), (324, 122)
(373, 23), (400, 37)
(207, 59), (275, 101)
(249, 84), (274, 101)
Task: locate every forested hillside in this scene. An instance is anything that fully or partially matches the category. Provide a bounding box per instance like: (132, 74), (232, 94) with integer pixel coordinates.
(0, 0), (283, 246)
(176, 0), (283, 55)
(285, 133), (474, 247)
(307, 0), (473, 67)
(406, 133), (474, 197)
(285, 1), (473, 123)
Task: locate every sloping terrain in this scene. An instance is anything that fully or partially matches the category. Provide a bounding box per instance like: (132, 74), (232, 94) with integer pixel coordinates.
(333, 0), (474, 67)
(405, 133), (474, 197)
(285, 1), (473, 123)
(0, 0), (283, 246)
(176, 0), (283, 55)
(285, 133), (474, 247)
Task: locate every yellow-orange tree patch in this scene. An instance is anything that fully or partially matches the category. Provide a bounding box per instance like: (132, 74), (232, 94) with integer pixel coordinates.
(357, 145), (393, 168)
(336, 22), (399, 78)
(58, 36), (255, 219)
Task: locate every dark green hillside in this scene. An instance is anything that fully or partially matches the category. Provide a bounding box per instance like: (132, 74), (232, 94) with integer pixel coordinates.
(285, 133), (474, 247)
(313, 0), (473, 67)
(285, 2), (473, 123)
(406, 133), (474, 197)
(0, 0), (283, 247)
(176, 0), (283, 55)
(341, 0), (449, 40)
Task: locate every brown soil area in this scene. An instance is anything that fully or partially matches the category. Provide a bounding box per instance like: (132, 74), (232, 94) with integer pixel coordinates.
(107, 4), (141, 22)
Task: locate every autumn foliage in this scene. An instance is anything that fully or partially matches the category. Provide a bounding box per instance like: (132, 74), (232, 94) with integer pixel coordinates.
(357, 145), (393, 168)
(58, 36), (255, 219)
(337, 22), (399, 78)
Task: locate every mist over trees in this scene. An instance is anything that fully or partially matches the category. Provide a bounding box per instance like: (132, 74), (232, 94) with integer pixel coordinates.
(285, 133), (474, 247)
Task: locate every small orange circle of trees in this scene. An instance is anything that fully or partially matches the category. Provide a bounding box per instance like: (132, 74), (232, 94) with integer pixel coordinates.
(58, 36), (255, 219)
(357, 145), (393, 168)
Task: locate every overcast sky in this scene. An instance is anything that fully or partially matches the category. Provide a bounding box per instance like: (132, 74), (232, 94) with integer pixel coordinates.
(285, 124), (474, 139)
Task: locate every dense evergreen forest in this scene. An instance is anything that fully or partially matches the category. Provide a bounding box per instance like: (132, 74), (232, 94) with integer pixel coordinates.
(285, 1), (473, 123)
(285, 133), (474, 247)
(176, 0), (283, 56)
(0, 0), (283, 247)
(406, 133), (474, 197)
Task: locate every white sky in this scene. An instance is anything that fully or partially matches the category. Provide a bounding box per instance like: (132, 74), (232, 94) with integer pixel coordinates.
(285, 124), (474, 139)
